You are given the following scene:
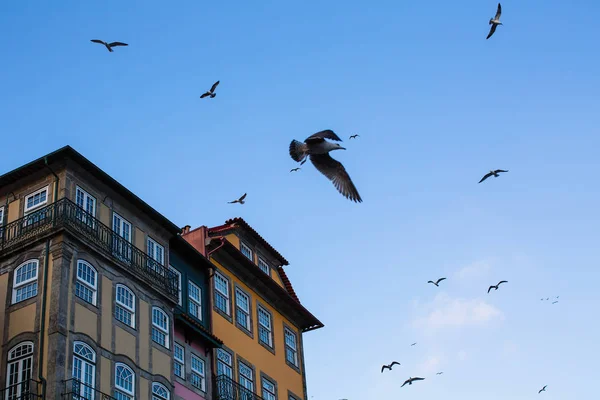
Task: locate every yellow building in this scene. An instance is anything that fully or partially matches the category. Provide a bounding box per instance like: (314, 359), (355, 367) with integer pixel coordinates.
(0, 146), (181, 399)
(182, 218), (324, 400)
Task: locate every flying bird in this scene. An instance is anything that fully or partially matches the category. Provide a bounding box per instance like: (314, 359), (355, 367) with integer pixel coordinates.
(380, 361), (400, 373)
(228, 193), (247, 205)
(401, 377), (425, 387)
(90, 39), (128, 52)
(427, 277), (446, 287)
(289, 130), (362, 202)
(486, 3), (503, 40)
(290, 168), (301, 172)
(200, 81), (220, 98)
(349, 134), (360, 139)
(436, 372), (444, 375)
(410, 342), (417, 346)
(488, 280), (508, 293)
(538, 385), (547, 394)
(552, 301), (558, 304)
(479, 169), (508, 183)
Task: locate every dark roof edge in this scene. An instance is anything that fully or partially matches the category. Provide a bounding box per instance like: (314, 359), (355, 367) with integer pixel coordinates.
(170, 235), (214, 272)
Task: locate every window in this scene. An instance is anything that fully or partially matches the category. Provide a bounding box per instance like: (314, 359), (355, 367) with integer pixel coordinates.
(113, 213), (132, 262)
(152, 382), (170, 400)
(284, 328), (299, 367)
(147, 237), (165, 276)
(258, 257), (270, 275)
(188, 281), (202, 320)
(261, 377), (277, 400)
(214, 272), (230, 315)
(152, 307), (170, 348)
(115, 284), (135, 328)
(6, 342), (34, 400)
(75, 260), (97, 306)
(257, 306), (273, 348)
(191, 354), (206, 391)
(235, 288), (251, 331)
(72, 341), (96, 399)
(216, 349), (233, 379)
(0, 206), (5, 238)
(169, 266), (182, 306)
(238, 362), (254, 396)
(24, 186), (48, 213)
(12, 260), (39, 304)
(174, 343), (185, 379)
(240, 242), (253, 261)
(75, 186), (97, 228)
(114, 363), (135, 400)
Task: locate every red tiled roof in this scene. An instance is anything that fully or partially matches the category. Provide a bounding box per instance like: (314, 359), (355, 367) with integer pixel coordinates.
(277, 266), (301, 304)
(209, 217), (289, 266)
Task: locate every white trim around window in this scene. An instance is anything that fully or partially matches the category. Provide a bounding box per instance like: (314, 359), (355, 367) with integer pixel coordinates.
(214, 272), (230, 315)
(75, 260), (98, 306)
(114, 363), (135, 399)
(75, 186), (97, 217)
(191, 353), (206, 391)
(235, 288), (251, 331)
(0, 206), (5, 226)
(24, 186), (49, 213)
(147, 237), (165, 265)
(258, 257), (270, 275)
(115, 284), (136, 328)
(12, 260), (39, 304)
(151, 307), (170, 349)
(240, 242), (253, 261)
(174, 343), (185, 379)
(284, 327), (299, 367)
(257, 305), (273, 348)
(188, 281), (202, 321)
(152, 382), (170, 400)
(168, 265), (182, 306)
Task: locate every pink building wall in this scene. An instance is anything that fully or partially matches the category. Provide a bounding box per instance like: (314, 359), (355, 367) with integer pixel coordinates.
(174, 329), (213, 400)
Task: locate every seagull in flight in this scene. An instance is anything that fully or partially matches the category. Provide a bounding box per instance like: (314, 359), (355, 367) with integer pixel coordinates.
(290, 168), (301, 172)
(289, 130), (362, 202)
(380, 361), (400, 373)
(90, 39), (128, 52)
(401, 377), (425, 387)
(228, 193), (247, 205)
(538, 385), (547, 394)
(349, 134), (360, 139)
(427, 277), (446, 287)
(410, 342), (417, 346)
(479, 169), (508, 183)
(488, 280), (508, 293)
(200, 81), (220, 98)
(552, 301), (558, 304)
(486, 3), (503, 40)
(436, 372), (444, 375)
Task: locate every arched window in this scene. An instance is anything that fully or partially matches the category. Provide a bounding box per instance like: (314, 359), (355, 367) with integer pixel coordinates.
(6, 341), (34, 399)
(72, 341), (96, 399)
(151, 307), (170, 349)
(152, 382), (170, 400)
(115, 284), (135, 328)
(75, 260), (97, 306)
(114, 363), (135, 400)
(12, 260), (39, 304)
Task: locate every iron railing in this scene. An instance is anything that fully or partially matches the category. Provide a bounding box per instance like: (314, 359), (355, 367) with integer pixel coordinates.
(0, 198), (178, 299)
(0, 379), (43, 400)
(214, 374), (265, 400)
(61, 379), (117, 400)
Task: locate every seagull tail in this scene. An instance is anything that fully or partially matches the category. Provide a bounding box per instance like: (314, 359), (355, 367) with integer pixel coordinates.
(289, 140), (308, 163)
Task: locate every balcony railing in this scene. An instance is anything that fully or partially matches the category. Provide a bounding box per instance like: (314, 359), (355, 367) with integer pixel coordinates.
(0, 198), (178, 300)
(214, 375), (265, 400)
(0, 379), (44, 400)
(62, 379), (117, 400)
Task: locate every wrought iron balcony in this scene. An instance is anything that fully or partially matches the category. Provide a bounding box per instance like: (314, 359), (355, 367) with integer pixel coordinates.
(0, 379), (44, 400)
(62, 379), (117, 400)
(0, 198), (178, 300)
(214, 374), (266, 400)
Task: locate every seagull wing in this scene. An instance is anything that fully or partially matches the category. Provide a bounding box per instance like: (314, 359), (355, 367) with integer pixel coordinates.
(479, 171), (494, 183)
(412, 377), (425, 381)
(486, 24), (497, 40)
(497, 280), (508, 286)
(427, 280), (435, 284)
(239, 193), (247, 201)
(495, 3), (502, 20)
(310, 154), (362, 202)
(90, 39), (106, 45)
(228, 200), (239, 204)
(495, 169), (508, 173)
(381, 365), (390, 373)
(390, 361), (400, 367)
(488, 285), (495, 293)
(210, 81), (220, 92)
(305, 129), (343, 143)
(436, 277), (447, 284)
(200, 92), (211, 98)
(401, 379), (410, 387)
(108, 42), (128, 47)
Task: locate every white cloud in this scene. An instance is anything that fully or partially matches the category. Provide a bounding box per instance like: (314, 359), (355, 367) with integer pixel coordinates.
(454, 260), (492, 281)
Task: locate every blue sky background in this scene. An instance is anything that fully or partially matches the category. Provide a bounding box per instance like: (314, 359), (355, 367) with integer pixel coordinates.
(1, 1), (599, 398)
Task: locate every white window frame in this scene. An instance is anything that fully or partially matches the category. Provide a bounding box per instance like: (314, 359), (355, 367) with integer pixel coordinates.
(12, 260), (39, 304)
(240, 242), (253, 261)
(284, 327), (299, 367)
(75, 260), (98, 306)
(168, 266), (182, 306)
(152, 382), (170, 400)
(238, 361), (254, 394)
(6, 341), (34, 400)
(115, 284), (136, 328)
(190, 353), (206, 391)
(257, 305), (273, 348)
(151, 307), (170, 349)
(113, 212), (132, 261)
(114, 363), (135, 399)
(214, 272), (230, 315)
(261, 377), (276, 400)
(147, 237), (165, 265)
(173, 343), (185, 380)
(235, 288), (251, 330)
(258, 257), (270, 275)
(0, 206), (4, 226)
(75, 185), (97, 217)
(24, 186), (49, 214)
(216, 348), (233, 379)
(188, 281), (202, 321)
(72, 341), (96, 399)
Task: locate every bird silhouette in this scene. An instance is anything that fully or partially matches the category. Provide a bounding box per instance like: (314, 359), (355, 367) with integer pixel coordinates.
(436, 372), (443, 375)
(410, 342), (417, 346)
(488, 280), (508, 293)
(538, 385), (547, 393)
(486, 3), (503, 40)
(401, 377), (425, 387)
(427, 277), (446, 287)
(90, 39), (128, 52)
(200, 81), (220, 98)
(552, 301), (558, 304)
(289, 130), (362, 202)
(380, 361), (400, 373)
(349, 134), (360, 139)
(290, 168), (301, 172)
(228, 193), (247, 205)
(479, 169), (508, 183)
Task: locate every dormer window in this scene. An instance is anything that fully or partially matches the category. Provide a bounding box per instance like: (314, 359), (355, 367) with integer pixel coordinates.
(240, 242), (253, 261)
(258, 257), (270, 275)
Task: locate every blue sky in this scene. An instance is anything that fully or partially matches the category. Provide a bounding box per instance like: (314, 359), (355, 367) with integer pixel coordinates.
(1, 0), (599, 398)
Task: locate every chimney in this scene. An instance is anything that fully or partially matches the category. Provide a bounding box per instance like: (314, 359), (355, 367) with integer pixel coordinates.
(181, 225), (191, 235)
